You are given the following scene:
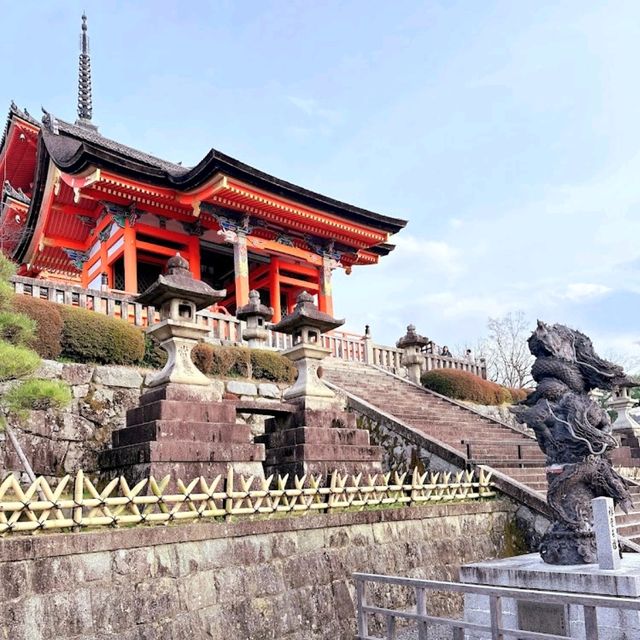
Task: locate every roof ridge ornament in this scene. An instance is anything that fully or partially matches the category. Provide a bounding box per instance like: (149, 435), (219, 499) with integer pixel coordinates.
(76, 13), (97, 130)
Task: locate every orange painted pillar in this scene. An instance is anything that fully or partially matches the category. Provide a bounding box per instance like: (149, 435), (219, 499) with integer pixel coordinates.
(123, 222), (138, 293)
(318, 256), (334, 316)
(188, 237), (201, 280)
(233, 233), (249, 307)
(269, 256), (281, 322)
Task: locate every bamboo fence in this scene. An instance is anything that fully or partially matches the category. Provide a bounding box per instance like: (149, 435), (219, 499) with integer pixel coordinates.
(0, 467), (494, 536)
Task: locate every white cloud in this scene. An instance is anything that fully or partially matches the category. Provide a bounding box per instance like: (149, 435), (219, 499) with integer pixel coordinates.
(561, 283), (612, 302)
(392, 236), (465, 278)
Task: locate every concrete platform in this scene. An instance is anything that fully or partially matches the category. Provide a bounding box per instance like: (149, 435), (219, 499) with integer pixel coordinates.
(460, 553), (640, 639)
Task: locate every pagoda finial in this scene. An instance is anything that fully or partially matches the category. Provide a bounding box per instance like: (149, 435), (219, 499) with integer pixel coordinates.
(76, 13), (96, 129)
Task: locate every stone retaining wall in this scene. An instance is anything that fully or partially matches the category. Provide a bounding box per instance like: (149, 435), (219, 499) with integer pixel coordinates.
(0, 499), (518, 640)
(0, 361), (286, 481)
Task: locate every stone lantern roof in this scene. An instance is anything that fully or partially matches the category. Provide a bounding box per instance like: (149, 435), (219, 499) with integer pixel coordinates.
(396, 324), (430, 350)
(236, 289), (273, 322)
(136, 253), (225, 310)
(271, 291), (344, 335)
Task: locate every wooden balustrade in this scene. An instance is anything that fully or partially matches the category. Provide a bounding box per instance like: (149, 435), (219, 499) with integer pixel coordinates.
(9, 275), (487, 377)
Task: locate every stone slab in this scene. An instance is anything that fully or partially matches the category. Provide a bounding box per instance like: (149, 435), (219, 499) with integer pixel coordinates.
(138, 382), (224, 405)
(460, 553), (640, 597)
(93, 366), (143, 389)
(258, 383), (280, 399)
(226, 381), (258, 396)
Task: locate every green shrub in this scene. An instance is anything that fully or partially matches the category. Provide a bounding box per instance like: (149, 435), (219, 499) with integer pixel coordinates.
(0, 310), (35, 346)
(192, 343), (251, 378)
(421, 368), (517, 405)
(0, 342), (40, 381)
(191, 343), (294, 382)
(58, 305), (145, 365)
(141, 334), (168, 369)
(11, 295), (63, 359)
(250, 349), (296, 383)
(4, 379), (71, 413)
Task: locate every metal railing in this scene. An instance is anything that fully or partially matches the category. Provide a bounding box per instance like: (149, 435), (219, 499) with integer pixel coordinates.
(9, 274), (487, 377)
(354, 572), (640, 639)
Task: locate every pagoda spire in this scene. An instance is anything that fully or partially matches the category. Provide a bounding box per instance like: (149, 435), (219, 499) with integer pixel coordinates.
(76, 13), (96, 129)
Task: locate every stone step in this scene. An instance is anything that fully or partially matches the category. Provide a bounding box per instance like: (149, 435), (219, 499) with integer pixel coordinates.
(257, 426), (371, 449)
(113, 420), (251, 447)
(263, 443), (381, 465)
(99, 440), (265, 469)
(126, 400), (236, 426)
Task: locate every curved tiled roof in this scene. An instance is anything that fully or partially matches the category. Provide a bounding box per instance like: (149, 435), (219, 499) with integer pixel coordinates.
(40, 113), (407, 235)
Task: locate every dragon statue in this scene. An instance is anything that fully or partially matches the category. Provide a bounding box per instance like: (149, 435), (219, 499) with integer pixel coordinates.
(512, 321), (636, 565)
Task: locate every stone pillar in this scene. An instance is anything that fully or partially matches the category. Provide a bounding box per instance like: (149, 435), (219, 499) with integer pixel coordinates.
(363, 324), (374, 365)
(233, 232), (249, 308)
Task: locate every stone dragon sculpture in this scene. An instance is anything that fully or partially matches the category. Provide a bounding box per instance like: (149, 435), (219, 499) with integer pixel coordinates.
(512, 321), (636, 564)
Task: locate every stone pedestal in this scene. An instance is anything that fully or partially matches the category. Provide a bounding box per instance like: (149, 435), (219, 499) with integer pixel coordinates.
(461, 553), (640, 639)
(99, 383), (265, 485)
(282, 341), (337, 410)
(257, 407), (382, 479)
(146, 320), (212, 387)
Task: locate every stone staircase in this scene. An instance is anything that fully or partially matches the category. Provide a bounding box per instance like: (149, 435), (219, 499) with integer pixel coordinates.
(323, 358), (640, 545)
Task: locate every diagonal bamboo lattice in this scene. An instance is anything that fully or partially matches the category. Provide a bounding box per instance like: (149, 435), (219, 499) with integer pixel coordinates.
(0, 467), (494, 536)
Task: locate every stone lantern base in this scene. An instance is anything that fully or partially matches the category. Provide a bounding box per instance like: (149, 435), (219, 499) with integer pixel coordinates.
(257, 407), (383, 481)
(99, 383), (265, 485)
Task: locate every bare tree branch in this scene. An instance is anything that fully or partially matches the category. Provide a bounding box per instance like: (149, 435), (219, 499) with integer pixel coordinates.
(484, 311), (534, 388)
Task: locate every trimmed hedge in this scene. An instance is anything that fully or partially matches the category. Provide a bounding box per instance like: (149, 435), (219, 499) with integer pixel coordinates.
(58, 305), (145, 365)
(250, 349), (296, 383)
(421, 368), (526, 405)
(192, 344), (251, 379)
(11, 295), (63, 359)
(192, 343), (295, 383)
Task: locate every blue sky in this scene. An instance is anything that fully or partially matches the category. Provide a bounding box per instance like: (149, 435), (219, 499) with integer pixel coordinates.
(2, 1), (639, 362)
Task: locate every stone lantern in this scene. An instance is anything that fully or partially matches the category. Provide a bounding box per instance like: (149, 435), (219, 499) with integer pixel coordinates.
(99, 254), (266, 485)
(271, 291), (344, 409)
(236, 289), (273, 348)
(136, 253), (225, 387)
(610, 386), (640, 441)
(260, 291), (382, 479)
(396, 324), (430, 384)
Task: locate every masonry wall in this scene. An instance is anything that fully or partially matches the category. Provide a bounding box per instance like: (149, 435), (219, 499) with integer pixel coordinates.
(1, 500), (518, 640)
(0, 360), (286, 481)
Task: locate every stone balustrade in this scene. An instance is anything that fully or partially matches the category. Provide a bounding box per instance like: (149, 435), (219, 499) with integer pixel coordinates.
(9, 275), (487, 378)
